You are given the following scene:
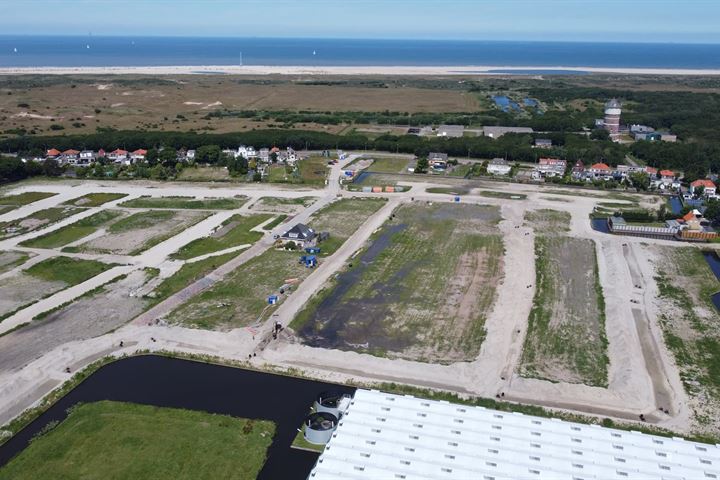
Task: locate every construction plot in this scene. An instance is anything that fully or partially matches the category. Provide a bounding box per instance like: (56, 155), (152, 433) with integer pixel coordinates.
(0, 251), (31, 275)
(0, 257), (113, 321)
(120, 195), (248, 210)
(308, 198), (387, 255)
(0, 191), (57, 212)
(170, 214), (272, 260)
(0, 206), (86, 240)
(294, 202), (504, 363)
(653, 247), (720, 435)
(63, 193), (127, 207)
(524, 208), (571, 234)
(520, 233), (609, 387)
(68, 210), (210, 255)
(169, 250), (314, 330)
(251, 197), (316, 214)
(20, 210), (124, 249)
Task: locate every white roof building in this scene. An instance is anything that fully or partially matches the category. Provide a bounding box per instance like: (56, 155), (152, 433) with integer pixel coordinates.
(308, 389), (720, 480)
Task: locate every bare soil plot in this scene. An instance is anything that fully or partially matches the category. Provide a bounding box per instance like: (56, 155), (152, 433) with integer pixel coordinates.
(0, 206), (86, 240)
(177, 166), (232, 182)
(63, 192), (127, 207)
(170, 214), (272, 260)
(308, 198), (387, 255)
(520, 236), (608, 386)
(71, 210), (210, 255)
(252, 197), (316, 214)
(653, 247), (720, 434)
(0, 256), (113, 321)
(20, 210), (123, 249)
(524, 209), (571, 235)
(294, 203), (504, 363)
(0, 251), (31, 275)
(169, 250), (314, 330)
(120, 195), (248, 210)
(365, 156), (412, 174)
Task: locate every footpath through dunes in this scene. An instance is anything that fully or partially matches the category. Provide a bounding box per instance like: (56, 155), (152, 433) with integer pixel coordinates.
(293, 202), (504, 363)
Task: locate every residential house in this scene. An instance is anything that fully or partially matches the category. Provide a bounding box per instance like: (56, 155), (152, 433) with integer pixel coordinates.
(437, 125), (464, 138)
(644, 166), (658, 179)
(107, 149), (129, 164)
(534, 138), (552, 148)
(60, 149), (80, 164)
(131, 149), (147, 163)
(279, 223), (316, 248)
(690, 179), (717, 198)
(78, 150), (95, 165)
(571, 160), (585, 180)
(258, 148), (270, 163)
(237, 145), (257, 159)
(279, 147), (300, 166)
(536, 158), (566, 178)
(46, 148), (61, 159)
(660, 170), (676, 182)
(482, 126), (534, 138)
(427, 152), (449, 170)
(186, 149), (196, 162)
(97, 149), (106, 159)
(487, 158), (512, 176)
(588, 163), (613, 180)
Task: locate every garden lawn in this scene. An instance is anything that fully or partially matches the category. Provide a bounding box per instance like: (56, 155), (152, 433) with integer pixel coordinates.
(0, 401), (275, 480)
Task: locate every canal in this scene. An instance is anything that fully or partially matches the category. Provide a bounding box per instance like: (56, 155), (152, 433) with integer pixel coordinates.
(0, 355), (355, 479)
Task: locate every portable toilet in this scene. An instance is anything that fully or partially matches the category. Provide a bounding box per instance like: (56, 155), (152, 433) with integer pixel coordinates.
(455, 196), (461, 203)
(268, 295), (279, 305)
(305, 255), (317, 268)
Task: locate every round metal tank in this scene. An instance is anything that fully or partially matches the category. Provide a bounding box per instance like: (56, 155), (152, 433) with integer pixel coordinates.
(314, 390), (347, 417)
(304, 412), (338, 445)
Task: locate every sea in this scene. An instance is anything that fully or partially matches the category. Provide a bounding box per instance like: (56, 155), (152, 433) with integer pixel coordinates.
(1, 36), (719, 70)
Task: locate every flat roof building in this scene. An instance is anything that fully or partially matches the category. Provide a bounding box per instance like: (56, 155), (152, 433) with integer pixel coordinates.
(437, 125), (465, 138)
(308, 389), (720, 480)
(483, 126), (534, 138)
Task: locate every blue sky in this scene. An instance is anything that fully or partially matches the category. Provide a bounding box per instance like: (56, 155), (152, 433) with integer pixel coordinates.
(2, 0), (719, 43)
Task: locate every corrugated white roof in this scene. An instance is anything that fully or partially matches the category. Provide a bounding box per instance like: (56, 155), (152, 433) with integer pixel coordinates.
(308, 389), (720, 480)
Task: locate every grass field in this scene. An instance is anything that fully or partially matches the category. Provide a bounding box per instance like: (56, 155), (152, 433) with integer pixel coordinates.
(365, 156), (411, 174)
(263, 215), (287, 230)
(297, 157), (330, 185)
(308, 198), (387, 255)
(146, 251), (240, 307)
(63, 193), (127, 207)
(0, 251), (31, 275)
(20, 210), (123, 249)
(177, 166), (232, 182)
(25, 256), (113, 285)
(524, 209), (571, 234)
(171, 214), (271, 260)
(170, 249), (314, 330)
(0, 191), (56, 206)
(426, 186), (472, 195)
(0, 401), (275, 480)
(520, 236), (608, 386)
(653, 247), (720, 428)
(253, 197), (315, 212)
(294, 202), (503, 363)
(478, 190), (527, 200)
(0, 206), (86, 240)
(120, 196), (248, 210)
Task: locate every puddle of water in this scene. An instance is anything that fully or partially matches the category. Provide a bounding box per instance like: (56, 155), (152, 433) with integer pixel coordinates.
(0, 355), (355, 480)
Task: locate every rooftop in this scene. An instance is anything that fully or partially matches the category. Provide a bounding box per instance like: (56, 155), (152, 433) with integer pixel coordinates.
(309, 389), (720, 480)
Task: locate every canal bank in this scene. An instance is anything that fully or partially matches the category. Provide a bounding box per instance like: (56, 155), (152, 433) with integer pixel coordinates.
(0, 355), (355, 480)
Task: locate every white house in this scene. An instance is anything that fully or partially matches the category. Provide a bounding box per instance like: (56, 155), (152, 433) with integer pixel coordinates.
(690, 179), (717, 198)
(130, 149), (147, 163)
(237, 145), (257, 159)
(107, 149), (129, 165)
(487, 158), (512, 176)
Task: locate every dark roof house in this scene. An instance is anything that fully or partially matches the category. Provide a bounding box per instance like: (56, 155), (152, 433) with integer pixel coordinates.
(280, 223), (316, 243)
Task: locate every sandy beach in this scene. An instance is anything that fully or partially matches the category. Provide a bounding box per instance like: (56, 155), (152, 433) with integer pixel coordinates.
(2, 65), (720, 76)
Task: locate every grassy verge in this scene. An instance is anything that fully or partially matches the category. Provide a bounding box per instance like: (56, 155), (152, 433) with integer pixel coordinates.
(263, 215), (288, 231)
(0, 251), (31, 275)
(521, 237), (609, 386)
(120, 195), (248, 210)
(171, 214), (271, 260)
(0, 191), (56, 206)
(426, 187), (471, 195)
(19, 210), (123, 249)
(63, 193), (127, 207)
(0, 401), (275, 480)
(479, 190), (527, 200)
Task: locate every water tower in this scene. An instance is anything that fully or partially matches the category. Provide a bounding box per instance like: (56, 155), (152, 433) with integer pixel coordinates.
(604, 99), (622, 135)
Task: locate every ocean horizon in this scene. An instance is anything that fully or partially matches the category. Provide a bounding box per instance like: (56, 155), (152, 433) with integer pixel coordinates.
(1, 36), (719, 69)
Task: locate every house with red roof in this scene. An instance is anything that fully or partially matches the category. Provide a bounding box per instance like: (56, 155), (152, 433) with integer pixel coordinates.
(46, 148), (61, 158)
(588, 162), (613, 180)
(571, 160), (585, 180)
(130, 149), (148, 162)
(644, 166), (658, 177)
(107, 148), (129, 164)
(660, 170), (675, 181)
(536, 158), (567, 178)
(690, 179), (717, 198)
